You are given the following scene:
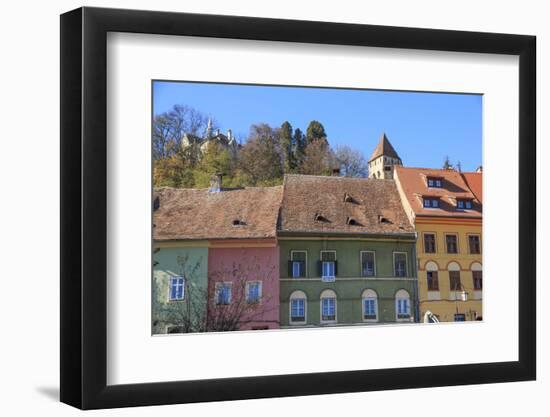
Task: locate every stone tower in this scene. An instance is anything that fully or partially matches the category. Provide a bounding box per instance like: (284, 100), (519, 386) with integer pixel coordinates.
(368, 133), (402, 179)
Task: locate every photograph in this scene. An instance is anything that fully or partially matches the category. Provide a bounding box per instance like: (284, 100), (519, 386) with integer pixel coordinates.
(151, 81), (483, 334)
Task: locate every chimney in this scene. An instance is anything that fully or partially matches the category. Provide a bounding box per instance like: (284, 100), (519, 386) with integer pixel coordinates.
(332, 167), (341, 176)
(209, 173), (223, 193)
(227, 129), (233, 141)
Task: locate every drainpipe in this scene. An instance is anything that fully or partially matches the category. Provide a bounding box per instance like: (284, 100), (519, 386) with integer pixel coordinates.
(411, 232), (420, 323)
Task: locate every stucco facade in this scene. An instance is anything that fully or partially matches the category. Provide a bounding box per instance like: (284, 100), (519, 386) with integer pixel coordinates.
(152, 242), (209, 334)
(208, 241), (280, 330)
(394, 166), (483, 322)
(279, 237), (418, 327)
(415, 218), (483, 322)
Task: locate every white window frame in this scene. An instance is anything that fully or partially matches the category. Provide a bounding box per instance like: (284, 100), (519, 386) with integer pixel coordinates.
(168, 275), (185, 301)
(320, 289), (337, 324)
(395, 289), (411, 322)
(245, 281), (262, 304)
(361, 289), (378, 322)
(393, 251), (408, 277)
(320, 250), (337, 281)
(290, 250), (308, 278)
(214, 282), (233, 305)
(289, 291), (307, 325)
(360, 251), (376, 277)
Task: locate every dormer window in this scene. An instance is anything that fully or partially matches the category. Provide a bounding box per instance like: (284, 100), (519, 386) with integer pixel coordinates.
(427, 177), (443, 188)
(423, 197), (440, 208)
(314, 213), (329, 223)
(232, 219), (246, 226)
(456, 199), (473, 210)
(378, 216), (392, 224)
(343, 193), (355, 203)
(346, 217), (359, 226)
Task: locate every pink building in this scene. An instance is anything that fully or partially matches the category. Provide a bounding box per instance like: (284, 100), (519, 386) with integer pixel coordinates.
(208, 242), (280, 330)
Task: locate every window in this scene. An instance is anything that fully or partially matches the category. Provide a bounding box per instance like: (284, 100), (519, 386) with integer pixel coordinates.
(394, 252), (408, 277)
(166, 326), (184, 334)
(454, 313), (466, 322)
(427, 271), (439, 291)
(246, 282), (261, 304)
(290, 251), (307, 278)
(320, 251), (337, 281)
(457, 199), (473, 209)
(469, 235), (481, 254)
(215, 283), (232, 305)
(320, 290), (337, 322)
(169, 276), (185, 301)
(395, 289), (411, 320)
(446, 234), (458, 253)
(361, 251), (376, 277)
(423, 198), (440, 208)
(427, 177), (443, 188)
(362, 289), (378, 321)
(424, 233), (436, 253)
(473, 270), (483, 290)
(449, 270), (461, 291)
(289, 291), (307, 323)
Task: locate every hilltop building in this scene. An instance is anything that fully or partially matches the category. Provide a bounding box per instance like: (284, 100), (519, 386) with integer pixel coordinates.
(181, 118), (238, 157)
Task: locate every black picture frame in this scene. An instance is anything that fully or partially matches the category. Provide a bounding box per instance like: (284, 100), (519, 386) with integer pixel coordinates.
(60, 6), (536, 410)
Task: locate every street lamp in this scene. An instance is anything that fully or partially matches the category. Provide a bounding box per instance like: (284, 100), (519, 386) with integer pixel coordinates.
(454, 283), (469, 321)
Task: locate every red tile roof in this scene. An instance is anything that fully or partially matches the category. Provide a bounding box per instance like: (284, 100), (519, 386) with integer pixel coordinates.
(153, 186), (282, 241)
(279, 174), (415, 235)
(394, 167), (482, 218)
(462, 172), (483, 203)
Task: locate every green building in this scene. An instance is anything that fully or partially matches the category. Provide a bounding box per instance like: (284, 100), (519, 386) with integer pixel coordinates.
(278, 174), (418, 327)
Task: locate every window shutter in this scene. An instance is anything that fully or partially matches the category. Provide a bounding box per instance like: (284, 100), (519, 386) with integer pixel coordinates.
(334, 261), (338, 276)
(288, 260), (293, 277)
(300, 261), (306, 278)
(318, 260), (323, 277)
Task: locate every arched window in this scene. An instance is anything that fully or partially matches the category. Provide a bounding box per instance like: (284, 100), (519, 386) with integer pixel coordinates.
(448, 261), (461, 291)
(426, 261), (439, 291)
(395, 289), (411, 321)
(320, 289), (337, 323)
(362, 289), (378, 322)
(289, 290), (307, 324)
(471, 262), (482, 292)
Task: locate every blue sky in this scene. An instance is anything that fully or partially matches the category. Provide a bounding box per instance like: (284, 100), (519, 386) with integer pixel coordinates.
(153, 81), (482, 171)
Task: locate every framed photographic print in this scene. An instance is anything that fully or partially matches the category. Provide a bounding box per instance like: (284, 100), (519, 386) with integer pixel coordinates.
(60, 6), (536, 410)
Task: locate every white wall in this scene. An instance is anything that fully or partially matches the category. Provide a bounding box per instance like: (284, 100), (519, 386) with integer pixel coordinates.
(0, 0), (545, 415)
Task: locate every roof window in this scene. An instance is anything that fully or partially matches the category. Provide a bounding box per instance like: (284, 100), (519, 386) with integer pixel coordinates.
(314, 213), (330, 223)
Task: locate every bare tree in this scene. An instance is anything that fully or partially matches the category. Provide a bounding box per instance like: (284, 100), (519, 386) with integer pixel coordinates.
(207, 254), (279, 331)
(299, 140), (333, 175)
(153, 252), (279, 334)
(152, 254), (208, 334)
(334, 145), (368, 177)
(152, 104), (213, 160)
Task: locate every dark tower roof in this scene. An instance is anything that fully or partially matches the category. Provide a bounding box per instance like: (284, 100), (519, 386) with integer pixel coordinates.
(369, 133), (401, 162)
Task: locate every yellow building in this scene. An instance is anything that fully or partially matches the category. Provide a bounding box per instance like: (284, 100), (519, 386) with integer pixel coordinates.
(394, 166), (482, 322)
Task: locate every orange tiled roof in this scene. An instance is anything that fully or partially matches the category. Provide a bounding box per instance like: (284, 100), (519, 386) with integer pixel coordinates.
(394, 166), (482, 218)
(462, 172), (483, 203)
